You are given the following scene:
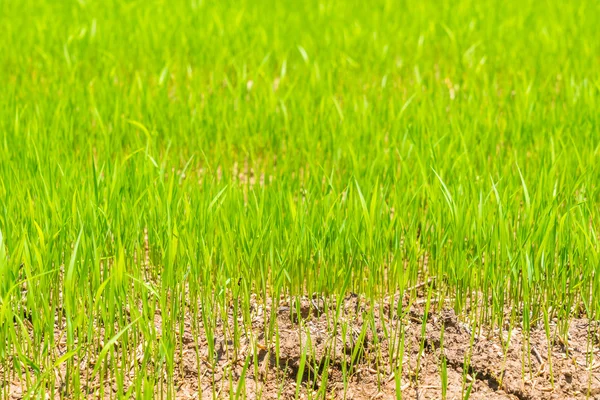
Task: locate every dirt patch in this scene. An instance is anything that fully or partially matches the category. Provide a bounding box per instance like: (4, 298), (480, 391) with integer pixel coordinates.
(5, 294), (600, 399)
(420, 308), (600, 400)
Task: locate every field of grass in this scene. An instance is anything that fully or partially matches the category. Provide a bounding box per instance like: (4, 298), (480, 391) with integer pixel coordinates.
(1, 0), (600, 398)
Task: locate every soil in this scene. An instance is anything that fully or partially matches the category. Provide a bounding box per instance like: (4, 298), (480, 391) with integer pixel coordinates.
(5, 293), (600, 399)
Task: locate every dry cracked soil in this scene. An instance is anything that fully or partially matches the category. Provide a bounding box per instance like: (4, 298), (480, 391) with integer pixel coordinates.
(5, 293), (600, 399)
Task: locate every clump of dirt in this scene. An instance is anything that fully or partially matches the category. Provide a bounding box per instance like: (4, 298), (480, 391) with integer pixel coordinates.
(420, 309), (600, 400)
(5, 293), (600, 399)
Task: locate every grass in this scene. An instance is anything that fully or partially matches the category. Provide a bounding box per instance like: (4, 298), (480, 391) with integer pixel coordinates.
(0, 0), (599, 398)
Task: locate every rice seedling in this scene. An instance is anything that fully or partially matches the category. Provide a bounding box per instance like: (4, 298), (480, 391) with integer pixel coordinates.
(0, 0), (599, 398)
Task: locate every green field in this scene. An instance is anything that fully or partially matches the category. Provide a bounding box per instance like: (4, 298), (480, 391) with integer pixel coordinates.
(1, 0), (600, 398)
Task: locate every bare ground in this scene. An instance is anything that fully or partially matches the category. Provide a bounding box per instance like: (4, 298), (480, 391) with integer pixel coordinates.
(5, 293), (600, 399)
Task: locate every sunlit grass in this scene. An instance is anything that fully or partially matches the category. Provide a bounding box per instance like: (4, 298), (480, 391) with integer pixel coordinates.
(0, 0), (599, 398)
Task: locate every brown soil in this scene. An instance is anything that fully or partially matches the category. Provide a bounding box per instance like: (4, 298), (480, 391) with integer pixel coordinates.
(5, 294), (600, 399)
